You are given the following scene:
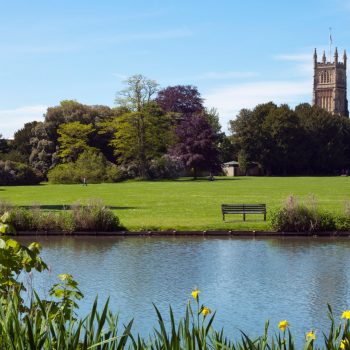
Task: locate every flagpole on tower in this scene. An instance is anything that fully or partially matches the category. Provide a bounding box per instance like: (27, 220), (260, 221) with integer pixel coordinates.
(329, 27), (332, 62)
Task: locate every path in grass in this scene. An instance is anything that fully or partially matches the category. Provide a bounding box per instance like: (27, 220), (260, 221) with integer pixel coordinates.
(1, 177), (349, 230)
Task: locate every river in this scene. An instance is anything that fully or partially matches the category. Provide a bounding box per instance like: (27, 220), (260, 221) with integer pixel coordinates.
(18, 236), (350, 344)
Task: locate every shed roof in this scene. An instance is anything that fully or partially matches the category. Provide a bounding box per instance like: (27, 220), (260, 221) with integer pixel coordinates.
(223, 160), (239, 166)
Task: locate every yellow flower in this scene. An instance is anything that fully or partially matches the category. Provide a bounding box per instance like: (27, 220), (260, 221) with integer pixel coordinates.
(306, 331), (316, 341)
(342, 311), (350, 319)
(278, 320), (289, 331)
(201, 307), (211, 316)
(191, 288), (200, 300)
(340, 340), (347, 349)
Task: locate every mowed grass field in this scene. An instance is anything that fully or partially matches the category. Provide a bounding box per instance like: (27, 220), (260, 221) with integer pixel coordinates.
(0, 177), (349, 231)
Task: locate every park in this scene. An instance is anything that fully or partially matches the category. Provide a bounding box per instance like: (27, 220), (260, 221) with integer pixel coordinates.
(1, 176), (350, 231)
(2, 1), (350, 349)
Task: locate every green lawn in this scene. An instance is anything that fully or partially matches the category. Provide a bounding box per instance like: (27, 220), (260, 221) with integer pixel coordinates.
(0, 177), (349, 231)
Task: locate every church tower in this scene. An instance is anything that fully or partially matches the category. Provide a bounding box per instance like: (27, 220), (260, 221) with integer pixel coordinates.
(313, 48), (349, 117)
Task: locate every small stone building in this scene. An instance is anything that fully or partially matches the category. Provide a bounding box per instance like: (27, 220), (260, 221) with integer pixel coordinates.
(222, 160), (261, 176)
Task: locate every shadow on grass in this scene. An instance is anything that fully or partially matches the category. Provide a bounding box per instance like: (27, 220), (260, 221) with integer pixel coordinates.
(18, 205), (140, 211)
(175, 177), (249, 182)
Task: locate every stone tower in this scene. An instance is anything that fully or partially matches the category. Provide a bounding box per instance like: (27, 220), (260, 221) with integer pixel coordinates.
(313, 48), (349, 117)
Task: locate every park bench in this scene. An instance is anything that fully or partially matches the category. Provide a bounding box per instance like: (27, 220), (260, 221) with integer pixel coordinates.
(221, 204), (266, 221)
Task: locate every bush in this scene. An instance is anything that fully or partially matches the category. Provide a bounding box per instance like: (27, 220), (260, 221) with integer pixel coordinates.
(0, 200), (122, 232)
(270, 195), (336, 233)
(0, 160), (42, 185)
(48, 150), (122, 184)
(148, 155), (184, 179)
(71, 199), (121, 231)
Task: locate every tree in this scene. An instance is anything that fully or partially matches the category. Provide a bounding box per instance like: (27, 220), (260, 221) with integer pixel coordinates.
(0, 134), (10, 154)
(203, 107), (235, 162)
(229, 102), (277, 174)
(29, 122), (56, 175)
(115, 74), (159, 112)
(262, 104), (306, 175)
(28, 101), (117, 176)
(296, 103), (350, 174)
(109, 102), (172, 178)
(156, 85), (204, 121)
(172, 113), (221, 179)
(57, 122), (96, 162)
(229, 102), (350, 175)
(13, 121), (39, 160)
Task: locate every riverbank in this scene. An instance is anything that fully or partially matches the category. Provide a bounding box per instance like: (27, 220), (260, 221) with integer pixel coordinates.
(16, 229), (350, 236)
(1, 177), (350, 231)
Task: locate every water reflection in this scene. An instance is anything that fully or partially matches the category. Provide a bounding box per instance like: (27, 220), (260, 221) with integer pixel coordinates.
(18, 236), (350, 344)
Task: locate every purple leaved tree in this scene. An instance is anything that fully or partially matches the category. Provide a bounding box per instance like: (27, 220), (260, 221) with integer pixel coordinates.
(156, 85), (204, 121)
(172, 113), (221, 179)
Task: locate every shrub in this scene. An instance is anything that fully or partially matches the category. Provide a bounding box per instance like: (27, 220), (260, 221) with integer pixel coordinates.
(148, 155), (184, 179)
(48, 150), (122, 184)
(0, 200), (121, 232)
(270, 195), (336, 233)
(0, 160), (42, 185)
(71, 199), (121, 231)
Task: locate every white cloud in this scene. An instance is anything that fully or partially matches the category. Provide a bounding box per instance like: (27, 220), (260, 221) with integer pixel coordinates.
(204, 80), (311, 132)
(274, 52), (313, 77)
(274, 53), (311, 62)
(0, 105), (47, 139)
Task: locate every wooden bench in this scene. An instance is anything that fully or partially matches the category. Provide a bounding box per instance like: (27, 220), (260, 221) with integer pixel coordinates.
(221, 204), (266, 221)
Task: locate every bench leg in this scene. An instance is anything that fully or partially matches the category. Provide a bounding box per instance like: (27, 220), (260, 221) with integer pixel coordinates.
(243, 213), (246, 221)
(223, 214), (225, 221)
(264, 213), (266, 221)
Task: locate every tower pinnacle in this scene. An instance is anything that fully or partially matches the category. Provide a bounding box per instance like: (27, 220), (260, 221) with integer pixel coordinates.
(334, 47), (338, 64)
(344, 50), (347, 69)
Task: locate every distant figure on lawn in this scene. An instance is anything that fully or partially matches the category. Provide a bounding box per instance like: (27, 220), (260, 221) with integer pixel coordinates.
(83, 177), (88, 186)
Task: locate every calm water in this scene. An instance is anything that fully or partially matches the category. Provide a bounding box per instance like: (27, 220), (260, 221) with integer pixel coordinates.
(18, 236), (350, 343)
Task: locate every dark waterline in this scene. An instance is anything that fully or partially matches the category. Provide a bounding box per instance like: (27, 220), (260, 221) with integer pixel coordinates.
(18, 236), (350, 344)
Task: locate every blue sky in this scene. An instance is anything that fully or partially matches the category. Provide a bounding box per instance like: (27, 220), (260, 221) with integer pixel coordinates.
(1, 0), (350, 137)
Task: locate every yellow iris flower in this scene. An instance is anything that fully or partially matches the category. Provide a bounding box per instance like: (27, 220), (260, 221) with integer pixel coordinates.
(340, 340), (346, 349)
(201, 307), (211, 316)
(342, 311), (350, 319)
(278, 320), (289, 331)
(305, 331), (316, 341)
(191, 288), (200, 300)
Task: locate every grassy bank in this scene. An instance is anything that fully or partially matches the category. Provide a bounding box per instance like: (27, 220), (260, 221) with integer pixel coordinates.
(1, 177), (350, 231)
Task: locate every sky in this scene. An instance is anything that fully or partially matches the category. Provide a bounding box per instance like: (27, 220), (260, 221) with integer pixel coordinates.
(1, 0), (350, 138)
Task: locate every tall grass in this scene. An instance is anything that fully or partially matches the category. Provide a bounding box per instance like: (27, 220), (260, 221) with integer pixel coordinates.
(1, 290), (350, 349)
(270, 195), (345, 233)
(0, 199), (123, 232)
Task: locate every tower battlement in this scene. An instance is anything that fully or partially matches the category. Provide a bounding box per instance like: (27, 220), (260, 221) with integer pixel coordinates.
(313, 48), (348, 117)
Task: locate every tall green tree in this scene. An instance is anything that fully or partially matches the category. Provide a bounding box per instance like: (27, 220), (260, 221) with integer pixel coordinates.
(57, 122), (96, 162)
(110, 102), (172, 178)
(0, 134), (10, 154)
(13, 121), (39, 160)
(296, 103), (350, 174)
(230, 102), (277, 173)
(262, 104), (306, 174)
(115, 74), (159, 112)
